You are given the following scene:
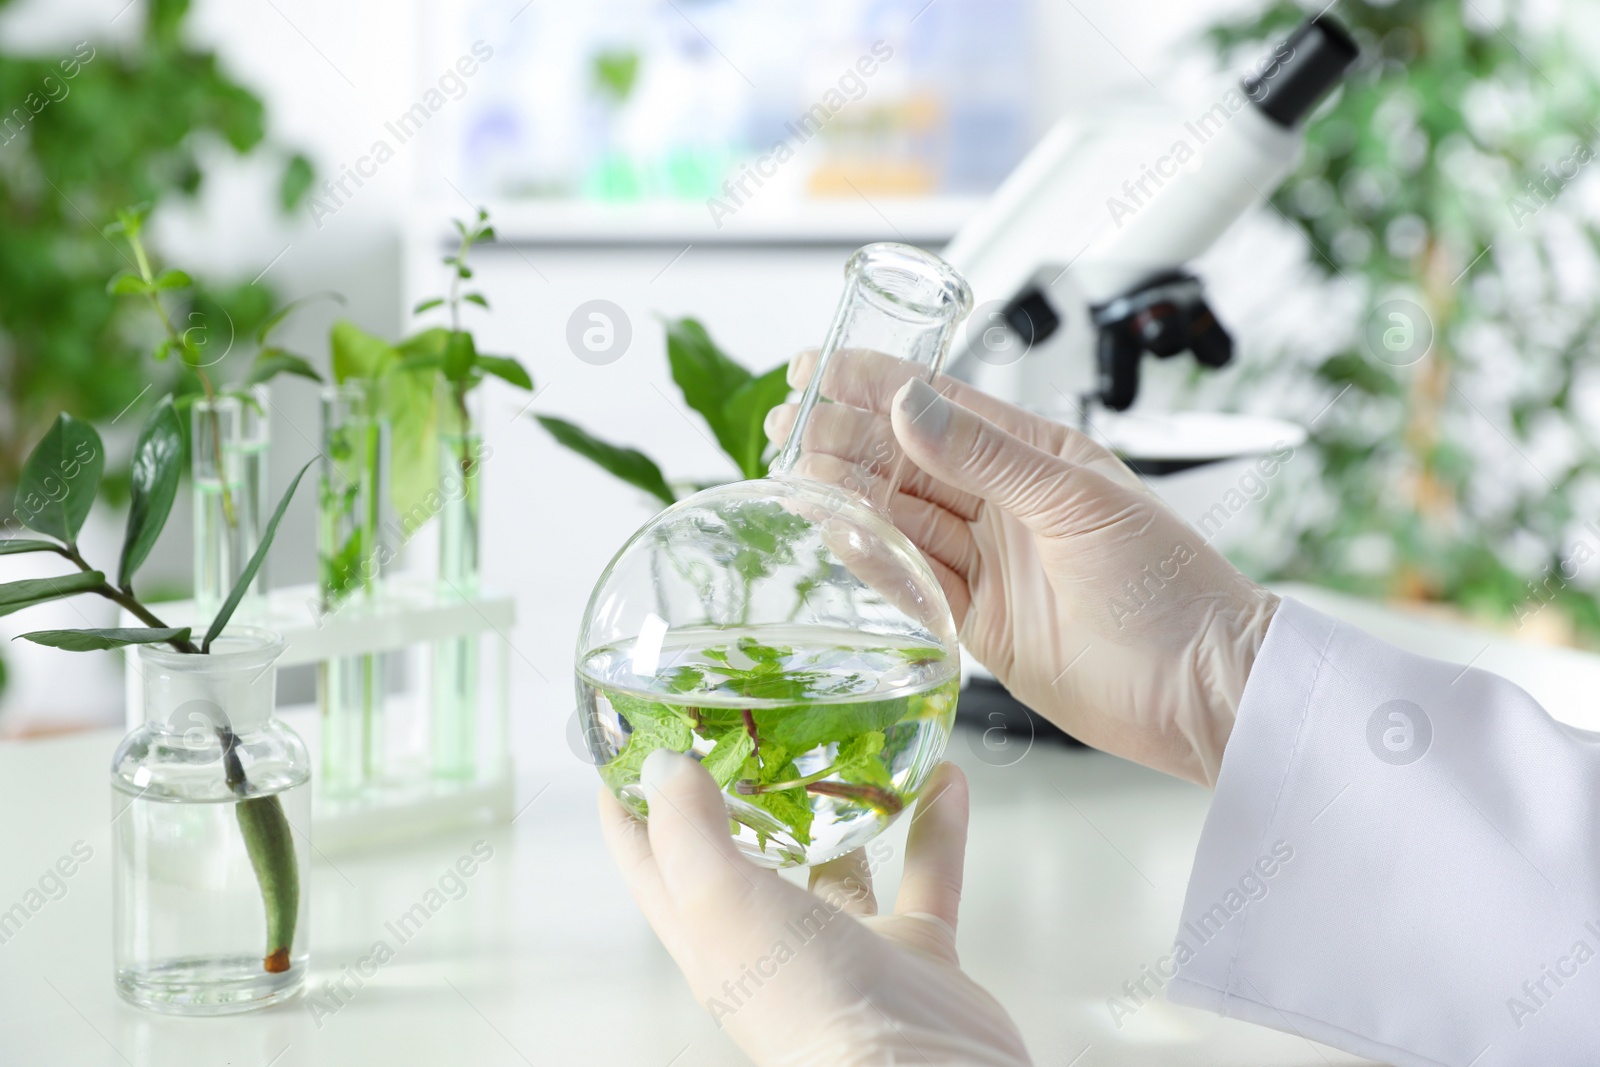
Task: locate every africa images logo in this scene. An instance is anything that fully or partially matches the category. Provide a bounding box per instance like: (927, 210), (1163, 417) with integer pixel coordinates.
(1366, 699), (1431, 766)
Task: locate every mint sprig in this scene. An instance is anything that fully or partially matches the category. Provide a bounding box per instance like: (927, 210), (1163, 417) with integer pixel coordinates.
(596, 639), (953, 853)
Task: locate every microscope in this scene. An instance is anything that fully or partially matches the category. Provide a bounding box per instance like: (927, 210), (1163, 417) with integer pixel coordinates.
(943, 16), (1358, 744)
(945, 15), (1358, 469)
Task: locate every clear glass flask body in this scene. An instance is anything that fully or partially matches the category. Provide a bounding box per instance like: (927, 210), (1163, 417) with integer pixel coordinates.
(576, 243), (973, 868)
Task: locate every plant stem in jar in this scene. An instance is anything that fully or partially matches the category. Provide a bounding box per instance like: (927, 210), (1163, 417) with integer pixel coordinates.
(219, 726), (299, 973)
(733, 765), (904, 815)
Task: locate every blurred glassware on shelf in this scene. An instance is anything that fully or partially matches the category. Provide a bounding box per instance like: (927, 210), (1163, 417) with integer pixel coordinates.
(431, 0), (1030, 203)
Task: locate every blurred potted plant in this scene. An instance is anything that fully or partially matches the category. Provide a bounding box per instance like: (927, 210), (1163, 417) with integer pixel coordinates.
(1205, 0), (1600, 644)
(0, 0), (312, 708)
(0, 0), (312, 484)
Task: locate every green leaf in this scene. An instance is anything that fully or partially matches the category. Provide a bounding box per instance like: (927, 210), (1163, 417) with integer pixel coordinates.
(119, 398), (184, 588)
(386, 329), (447, 517)
(256, 292), (345, 345)
(0, 571), (106, 618)
(442, 330), (476, 382)
(0, 540), (63, 556)
(743, 781), (813, 847)
(395, 351), (443, 373)
(203, 461), (313, 651)
(721, 363), (791, 479)
(593, 50), (641, 102)
(476, 355), (533, 391)
(104, 204), (150, 239)
(597, 692), (695, 795)
(16, 414), (105, 546)
(18, 627), (190, 651)
(463, 293), (489, 309)
(536, 416), (676, 507)
(246, 348), (323, 386)
(413, 297), (445, 314)
(665, 318), (758, 468)
(721, 499), (811, 586)
(701, 727), (755, 789)
(153, 269), (193, 291)
(834, 730), (892, 789)
(108, 272), (153, 296)
(280, 152), (315, 211)
(330, 319), (397, 383)
(754, 695), (909, 756)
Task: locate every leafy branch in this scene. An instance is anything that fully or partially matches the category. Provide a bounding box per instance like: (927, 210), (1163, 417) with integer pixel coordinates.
(104, 205), (331, 529)
(1, 405), (310, 655)
(535, 317), (789, 505)
(330, 208), (533, 521)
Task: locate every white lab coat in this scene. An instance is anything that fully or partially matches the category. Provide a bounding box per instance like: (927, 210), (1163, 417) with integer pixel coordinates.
(1169, 598), (1600, 1066)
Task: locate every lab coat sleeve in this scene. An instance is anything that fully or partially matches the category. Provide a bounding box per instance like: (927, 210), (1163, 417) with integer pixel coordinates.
(1167, 597), (1600, 1067)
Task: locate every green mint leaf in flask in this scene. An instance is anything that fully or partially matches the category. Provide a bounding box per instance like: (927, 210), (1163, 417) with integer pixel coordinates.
(576, 243), (973, 868)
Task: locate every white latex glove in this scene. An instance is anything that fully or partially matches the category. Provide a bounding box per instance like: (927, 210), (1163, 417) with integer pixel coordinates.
(599, 751), (1032, 1067)
(765, 350), (1278, 786)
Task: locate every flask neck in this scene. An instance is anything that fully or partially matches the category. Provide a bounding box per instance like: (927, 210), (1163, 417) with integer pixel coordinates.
(769, 344), (934, 515)
(771, 243), (972, 513)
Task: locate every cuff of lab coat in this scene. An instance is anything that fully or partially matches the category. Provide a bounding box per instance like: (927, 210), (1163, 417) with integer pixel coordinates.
(1164, 597), (1448, 1067)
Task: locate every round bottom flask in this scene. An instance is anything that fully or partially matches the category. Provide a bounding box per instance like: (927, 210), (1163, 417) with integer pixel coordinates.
(577, 243), (973, 867)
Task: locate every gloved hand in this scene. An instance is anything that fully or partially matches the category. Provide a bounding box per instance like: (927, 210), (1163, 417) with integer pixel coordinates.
(599, 751), (1032, 1067)
(765, 350), (1278, 786)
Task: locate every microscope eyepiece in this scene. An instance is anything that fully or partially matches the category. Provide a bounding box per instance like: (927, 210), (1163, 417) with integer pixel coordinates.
(1244, 15), (1359, 128)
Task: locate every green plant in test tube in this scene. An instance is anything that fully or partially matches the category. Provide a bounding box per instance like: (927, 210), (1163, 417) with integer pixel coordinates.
(421, 211), (532, 779)
(317, 378), (385, 793)
(105, 205), (329, 611)
(330, 209), (532, 781)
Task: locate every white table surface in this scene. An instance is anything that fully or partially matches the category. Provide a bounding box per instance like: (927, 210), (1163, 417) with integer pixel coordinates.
(0, 720), (1368, 1067)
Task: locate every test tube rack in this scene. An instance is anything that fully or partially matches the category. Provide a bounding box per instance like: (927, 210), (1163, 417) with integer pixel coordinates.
(121, 578), (516, 854)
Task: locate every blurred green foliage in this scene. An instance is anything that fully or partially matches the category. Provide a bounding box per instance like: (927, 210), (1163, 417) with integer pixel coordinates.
(1208, 2), (1600, 642)
(0, 0), (310, 493)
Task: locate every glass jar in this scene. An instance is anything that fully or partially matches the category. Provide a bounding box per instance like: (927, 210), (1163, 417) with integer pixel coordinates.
(433, 379), (483, 779)
(576, 243), (972, 868)
(319, 380), (387, 794)
(112, 628), (310, 1014)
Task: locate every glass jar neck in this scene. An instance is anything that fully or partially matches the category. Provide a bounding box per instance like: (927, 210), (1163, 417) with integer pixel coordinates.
(136, 628), (285, 735)
(771, 243), (973, 512)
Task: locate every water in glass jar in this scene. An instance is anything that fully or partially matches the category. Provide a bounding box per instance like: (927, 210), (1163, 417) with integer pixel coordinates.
(113, 778), (310, 1014)
(579, 625), (958, 867)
